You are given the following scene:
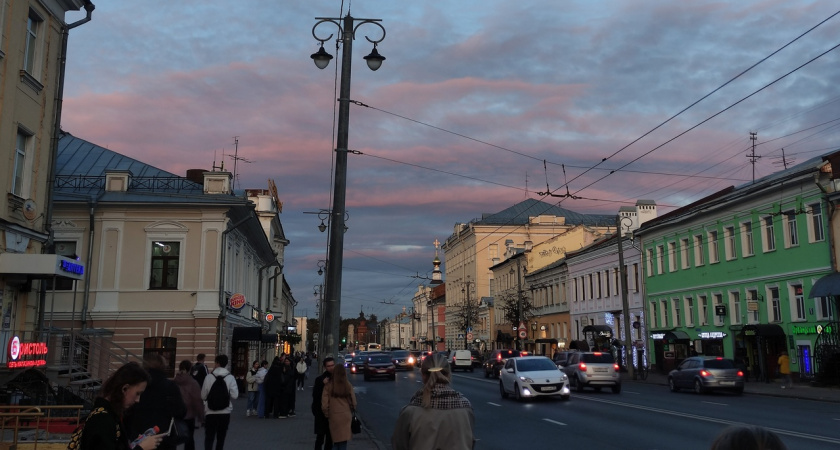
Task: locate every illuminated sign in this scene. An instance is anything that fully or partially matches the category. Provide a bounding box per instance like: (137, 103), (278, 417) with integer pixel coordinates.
(699, 331), (727, 339)
(7, 336), (48, 369)
(229, 293), (246, 310)
(265, 312), (275, 322)
(651, 333), (666, 340)
(791, 324), (830, 335)
(59, 260), (84, 275)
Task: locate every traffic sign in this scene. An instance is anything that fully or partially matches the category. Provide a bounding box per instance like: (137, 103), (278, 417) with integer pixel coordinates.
(458, 333), (464, 339)
(519, 330), (527, 339)
(466, 332), (473, 340)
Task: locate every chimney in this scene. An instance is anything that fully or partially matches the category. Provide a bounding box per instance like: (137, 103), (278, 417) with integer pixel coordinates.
(203, 171), (232, 195)
(186, 169), (206, 185)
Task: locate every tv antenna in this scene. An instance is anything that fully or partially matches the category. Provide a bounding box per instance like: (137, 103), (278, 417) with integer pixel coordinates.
(227, 136), (253, 189)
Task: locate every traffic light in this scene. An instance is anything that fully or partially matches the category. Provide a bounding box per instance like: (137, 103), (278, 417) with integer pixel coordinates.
(342, 337), (346, 343)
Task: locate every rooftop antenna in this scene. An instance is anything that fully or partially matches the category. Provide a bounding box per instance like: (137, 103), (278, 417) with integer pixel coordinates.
(747, 132), (761, 183)
(228, 136), (253, 189)
(212, 149), (224, 172)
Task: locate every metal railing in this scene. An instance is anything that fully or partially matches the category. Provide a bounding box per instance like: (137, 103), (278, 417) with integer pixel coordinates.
(0, 404), (84, 447)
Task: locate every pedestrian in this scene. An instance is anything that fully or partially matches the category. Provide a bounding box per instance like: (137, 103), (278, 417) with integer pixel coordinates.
(256, 360), (268, 418)
(777, 350), (792, 389)
(280, 355), (297, 417)
(174, 360), (205, 450)
(295, 355), (308, 391)
(321, 362), (357, 450)
(312, 357), (335, 450)
(201, 354), (239, 450)
(709, 425), (787, 450)
(392, 352), (474, 450)
(76, 361), (164, 450)
(191, 354), (209, 388)
(245, 360), (260, 416)
(264, 357), (283, 418)
(126, 354), (187, 450)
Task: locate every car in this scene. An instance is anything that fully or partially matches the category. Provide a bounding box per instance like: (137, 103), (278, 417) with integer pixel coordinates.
(552, 350), (577, 368)
(483, 349), (521, 378)
(668, 356), (745, 395)
(451, 350), (474, 372)
(470, 349), (484, 368)
(418, 351), (433, 365)
(409, 350), (422, 367)
(561, 351), (621, 393)
(343, 354), (354, 368)
(349, 354), (366, 374)
(499, 356), (570, 401)
(390, 350), (414, 370)
(363, 353), (396, 381)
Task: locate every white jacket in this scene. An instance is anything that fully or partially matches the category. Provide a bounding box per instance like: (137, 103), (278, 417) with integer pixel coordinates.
(201, 367), (239, 415)
(255, 367), (267, 384)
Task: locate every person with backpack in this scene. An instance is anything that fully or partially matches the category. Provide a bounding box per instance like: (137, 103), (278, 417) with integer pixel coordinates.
(295, 355), (308, 391)
(191, 354), (209, 389)
(201, 354), (238, 450)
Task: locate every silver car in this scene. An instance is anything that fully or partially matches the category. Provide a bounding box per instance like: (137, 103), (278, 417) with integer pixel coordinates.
(499, 356), (570, 401)
(668, 356), (745, 395)
(561, 351), (621, 393)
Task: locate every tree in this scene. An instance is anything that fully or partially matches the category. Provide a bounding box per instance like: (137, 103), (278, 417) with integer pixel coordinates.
(450, 299), (480, 348)
(498, 291), (535, 330)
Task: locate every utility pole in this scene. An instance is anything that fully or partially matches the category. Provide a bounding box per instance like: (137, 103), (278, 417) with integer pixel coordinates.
(747, 131), (761, 184)
(617, 215), (634, 379)
(515, 258), (524, 350)
(462, 280), (472, 350)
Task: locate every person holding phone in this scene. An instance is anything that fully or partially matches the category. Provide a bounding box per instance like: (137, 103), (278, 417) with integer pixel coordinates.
(126, 354), (187, 450)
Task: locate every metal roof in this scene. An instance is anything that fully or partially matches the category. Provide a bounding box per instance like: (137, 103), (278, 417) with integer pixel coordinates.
(472, 198), (614, 227)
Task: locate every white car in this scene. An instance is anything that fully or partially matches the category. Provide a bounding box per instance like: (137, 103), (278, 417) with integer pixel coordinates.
(499, 356), (570, 401)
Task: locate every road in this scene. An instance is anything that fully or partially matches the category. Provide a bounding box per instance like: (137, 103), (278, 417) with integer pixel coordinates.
(353, 367), (840, 450)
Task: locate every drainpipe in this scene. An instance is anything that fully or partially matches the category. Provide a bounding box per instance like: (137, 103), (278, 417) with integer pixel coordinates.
(38, 1), (95, 336)
(80, 198), (98, 329)
(217, 211), (255, 353)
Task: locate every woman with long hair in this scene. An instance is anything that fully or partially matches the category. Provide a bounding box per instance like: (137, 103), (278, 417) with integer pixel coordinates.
(392, 353), (475, 450)
(174, 359), (205, 450)
(321, 363), (357, 450)
(78, 361), (165, 450)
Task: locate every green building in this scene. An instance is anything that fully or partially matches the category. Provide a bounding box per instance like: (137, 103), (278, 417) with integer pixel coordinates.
(635, 153), (837, 383)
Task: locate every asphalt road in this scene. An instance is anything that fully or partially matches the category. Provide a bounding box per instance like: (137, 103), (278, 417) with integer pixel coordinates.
(354, 367), (840, 450)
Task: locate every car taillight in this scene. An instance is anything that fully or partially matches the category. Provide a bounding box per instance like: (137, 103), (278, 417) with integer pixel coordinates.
(737, 371), (744, 377)
(593, 352), (602, 356)
(700, 370), (710, 377)
(613, 364), (620, 371)
(579, 362), (587, 371)
(497, 354), (502, 361)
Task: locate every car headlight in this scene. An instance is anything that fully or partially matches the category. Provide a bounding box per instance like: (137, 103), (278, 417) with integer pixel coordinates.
(519, 376), (535, 383)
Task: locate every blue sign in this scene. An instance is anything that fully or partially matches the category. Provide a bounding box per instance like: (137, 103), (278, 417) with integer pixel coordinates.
(59, 260), (84, 275)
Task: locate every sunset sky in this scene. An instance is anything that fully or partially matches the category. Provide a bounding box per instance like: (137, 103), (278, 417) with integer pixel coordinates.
(60, 1), (840, 321)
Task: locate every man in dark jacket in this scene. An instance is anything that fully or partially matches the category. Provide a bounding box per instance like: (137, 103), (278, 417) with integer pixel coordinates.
(312, 357), (335, 450)
(264, 357), (283, 418)
(127, 354), (187, 450)
(191, 353), (209, 388)
(279, 356), (297, 417)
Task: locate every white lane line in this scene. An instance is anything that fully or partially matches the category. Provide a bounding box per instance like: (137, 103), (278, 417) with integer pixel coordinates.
(487, 402), (502, 407)
(623, 390), (640, 394)
(543, 418), (566, 426)
(702, 401), (728, 406)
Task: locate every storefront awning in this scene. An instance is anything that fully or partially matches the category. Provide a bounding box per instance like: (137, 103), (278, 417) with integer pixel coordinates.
(0, 253), (84, 280)
(810, 272), (840, 298)
(535, 338), (559, 344)
(582, 324), (613, 336)
(232, 326), (262, 341)
(663, 330), (691, 341)
(742, 324), (786, 337)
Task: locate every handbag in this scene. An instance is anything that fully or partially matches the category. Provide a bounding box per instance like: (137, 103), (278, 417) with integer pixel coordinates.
(350, 408), (361, 434)
(171, 418), (190, 445)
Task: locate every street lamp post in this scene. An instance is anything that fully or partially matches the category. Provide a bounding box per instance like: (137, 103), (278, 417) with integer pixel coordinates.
(310, 14), (386, 363)
(617, 215), (634, 378)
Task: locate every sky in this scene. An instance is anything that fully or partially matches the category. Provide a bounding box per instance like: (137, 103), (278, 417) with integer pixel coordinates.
(60, 1), (840, 321)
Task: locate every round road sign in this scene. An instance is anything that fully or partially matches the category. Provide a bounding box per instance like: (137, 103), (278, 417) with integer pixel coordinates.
(466, 332), (473, 340)
(518, 330), (527, 339)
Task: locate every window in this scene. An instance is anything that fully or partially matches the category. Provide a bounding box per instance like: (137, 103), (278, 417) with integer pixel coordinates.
(730, 291), (741, 325)
(762, 216), (776, 252)
(685, 297), (694, 327)
(746, 289), (759, 323)
(817, 296), (834, 320)
(668, 242), (677, 272)
(808, 203), (825, 242)
(713, 293), (724, 326)
(604, 270), (611, 298)
(699, 295), (708, 326)
(769, 287), (781, 322)
(673, 299), (681, 327)
(680, 238), (690, 269)
(13, 131), (32, 197)
(741, 221), (754, 256)
(792, 285), (805, 321)
(693, 235), (704, 266)
(24, 11), (41, 74)
(724, 226), (736, 260)
(632, 263), (639, 292)
(784, 211), (799, 247)
(649, 301), (658, 329)
(646, 249), (654, 276)
(656, 245), (664, 274)
(150, 241), (180, 289)
(660, 299), (668, 327)
(708, 231), (719, 263)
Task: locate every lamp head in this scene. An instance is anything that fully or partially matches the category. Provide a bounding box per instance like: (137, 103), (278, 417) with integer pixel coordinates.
(311, 45), (333, 69)
(318, 220), (327, 232)
(363, 45), (385, 71)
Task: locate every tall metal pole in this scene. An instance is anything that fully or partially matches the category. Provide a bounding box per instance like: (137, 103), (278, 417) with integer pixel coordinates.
(516, 258), (523, 350)
(617, 215), (634, 378)
(464, 284), (470, 350)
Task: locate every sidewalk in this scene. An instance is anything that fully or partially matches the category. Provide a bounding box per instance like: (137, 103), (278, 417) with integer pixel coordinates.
(626, 371), (840, 402)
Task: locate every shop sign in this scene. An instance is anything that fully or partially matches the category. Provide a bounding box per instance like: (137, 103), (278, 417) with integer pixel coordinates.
(265, 312), (275, 322)
(651, 333), (666, 340)
(7, 336), (48, 369)
(747, 301), (759, 312)
(59, 260), (84, 276)
(229, 293), (246, 310)
(792, 324), (821, 335)
(699, 331), (727, 339)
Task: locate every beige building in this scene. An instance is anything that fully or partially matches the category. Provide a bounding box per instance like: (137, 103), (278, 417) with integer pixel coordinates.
(0, 1), (94, 371)
(442, 199), (614, 350)
(45, 132), (295, 384)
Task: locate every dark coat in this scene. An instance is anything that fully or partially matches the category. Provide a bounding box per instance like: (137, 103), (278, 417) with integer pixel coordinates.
(312, 371), (331, 435)
(264, 361), (284, 396)
(280, 364), (296, 393)
(174, 371), (205, 422)
(79, 397), (128, 450)
(125, 368), (187, 450)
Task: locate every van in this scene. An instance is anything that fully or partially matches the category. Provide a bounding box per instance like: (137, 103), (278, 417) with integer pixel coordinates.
(451, 350), (474, 372)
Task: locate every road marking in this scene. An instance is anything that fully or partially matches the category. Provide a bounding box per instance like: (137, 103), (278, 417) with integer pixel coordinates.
(543, 418), (566, 426)
(487, 402), (502, 407)
(702, 401), (728, 406)
(623, 390), (640, 394)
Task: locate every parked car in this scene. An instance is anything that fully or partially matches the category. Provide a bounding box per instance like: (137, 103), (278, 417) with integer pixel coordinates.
(561, 351), (621, 393)
(483, 349), (521, 378)
(390, 350), (414, 370)
(668, 356), (745, 395)
(499, 356), (570, 401)
(363, 353), (396, 381)
(451, 349), (474, 372)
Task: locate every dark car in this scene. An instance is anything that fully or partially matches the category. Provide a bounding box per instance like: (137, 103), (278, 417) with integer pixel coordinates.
(364, 353), (396, 381)
(552, 350), (576, 368)
(668, 356), (745, 395)
(409, 350), (422, 368)
(470, 349), (484, 368)
(391, 350), (414, 370)
(483, 349), (521, 378)
(349, 354), (366, 374)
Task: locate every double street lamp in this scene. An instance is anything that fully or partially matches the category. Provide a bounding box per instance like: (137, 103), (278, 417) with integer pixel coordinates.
(310, 14), (386, 363)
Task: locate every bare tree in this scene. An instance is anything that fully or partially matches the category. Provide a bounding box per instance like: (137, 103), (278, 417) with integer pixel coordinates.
(498, 291), (535, 330)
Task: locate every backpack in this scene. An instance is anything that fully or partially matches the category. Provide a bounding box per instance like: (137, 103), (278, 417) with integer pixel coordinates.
(67, 407), (110, 449)
(206, 374), (231, 410)
(191, 363), (208, 386)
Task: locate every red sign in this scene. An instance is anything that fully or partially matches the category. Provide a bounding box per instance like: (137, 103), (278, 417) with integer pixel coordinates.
(265, 313), (275, 322)
(519, 330), (527, 339)
(229, 293), (246, 310)
(7, 336), (48, 369)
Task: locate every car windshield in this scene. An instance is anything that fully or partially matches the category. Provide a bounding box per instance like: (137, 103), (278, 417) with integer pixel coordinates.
(353, 356), (365, 363)
(517, 358), (558, 372)
(581, 353), (615, 363)
(392, 351), (409, 357)
(704, 359), (736, 369)
(369, 355), (391, 364)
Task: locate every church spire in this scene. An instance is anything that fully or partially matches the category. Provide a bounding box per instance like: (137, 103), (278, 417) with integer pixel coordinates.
(431, 238), (443, 285)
